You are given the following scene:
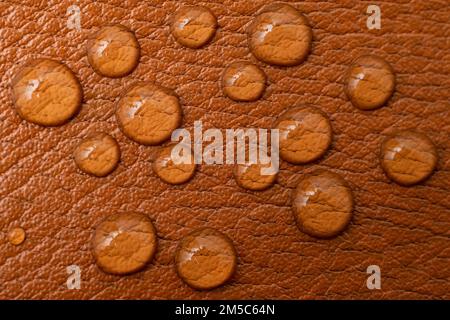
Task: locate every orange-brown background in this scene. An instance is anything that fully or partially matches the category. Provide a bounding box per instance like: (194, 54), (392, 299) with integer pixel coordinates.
(0, 0), (449, 299)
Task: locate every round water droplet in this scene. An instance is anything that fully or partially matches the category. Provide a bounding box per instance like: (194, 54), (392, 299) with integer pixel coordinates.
(87, 24), (140, 78)
(234, 162), (277, 191)
(8, 227), (26, 246)
(345, 55), (395, 110)
(74, 132), (120, 177)
(222, 62), (266, 102)
(175, 228), (237, 290)
(380, 131), (438, 186)
(292, 170), (353, 238)
(171, 6), (217, 49)
(116, 83), (182, 145)
(153, 144), (196, 185)
(11, 58), (82, 126)
(274, 106), (332, 164)
(247, 3), (312, 66)
(92, 212), (157, 275)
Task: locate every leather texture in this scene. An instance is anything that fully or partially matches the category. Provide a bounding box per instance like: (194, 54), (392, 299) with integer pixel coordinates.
(0, 0), (449, 299)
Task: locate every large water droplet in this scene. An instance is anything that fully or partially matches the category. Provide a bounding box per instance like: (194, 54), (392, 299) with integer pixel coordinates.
(345, 55), (395, 110)
(175, 228), (237, 290)
(247, 4), (312, 66)
(380, 130), (438, 186)
(11, 58), (82, 126)
(116, 83), (182, 145)
(292, 170), (353, 238)
(74, 132), (120, 177)
(87, 24), (140, 78)
(92, 213), (157, 275)
(274, 106), (332, 164)
(171, 6), (217, 49)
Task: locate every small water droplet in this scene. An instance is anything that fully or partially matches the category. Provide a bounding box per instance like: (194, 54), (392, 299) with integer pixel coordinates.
(292, 170), (353, 238)
(8, 227), (26, 246)
(11, 58), (82, 126)
(247, 4), (312, 66)
(116, 83), (182, 145)
(345, 55), (395, 110)
(171, 6), (217, 49)
(274, 106), (332, 164)
(87, 24), (140, 78)
(92, 213), (157, 275)
(153, 144), (196, 185)
(234, 162), (277, 191)
(222, 62), (266, 102)
(380, 130), (438, 186)
(74, 132), (120, 177)
(175, 228), (237, 290)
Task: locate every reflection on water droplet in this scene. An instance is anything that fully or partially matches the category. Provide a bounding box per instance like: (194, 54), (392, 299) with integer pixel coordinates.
(175, 228), (237, 290)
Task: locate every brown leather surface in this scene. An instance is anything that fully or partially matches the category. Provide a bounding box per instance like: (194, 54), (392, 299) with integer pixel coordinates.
(0, 0), (449, 300)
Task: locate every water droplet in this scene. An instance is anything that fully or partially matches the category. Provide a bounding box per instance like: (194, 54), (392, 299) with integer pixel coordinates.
(345, 55), (395, 110)
(380, 131), (438, 186)
(274, 106), (332, 164)
(222, 62), (266, 102)
(292, 170), (353, 238)
(171, 6), (217, 49)
(116, 83), (182, 145)
(153, 144), (196, 185)
(247, 4), (312, 66)
(87, 24), (140, 78)
(234, 162), (277, 191)
(11, 58), (82, 126)
(175, 228), (237, 290)
(92, 213), (157, 275)
(8, 227), (26, 246)
(74, 132), (120, 177)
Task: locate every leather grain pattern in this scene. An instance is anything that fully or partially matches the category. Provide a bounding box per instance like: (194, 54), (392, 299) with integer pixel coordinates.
(0, 0), (449, 299)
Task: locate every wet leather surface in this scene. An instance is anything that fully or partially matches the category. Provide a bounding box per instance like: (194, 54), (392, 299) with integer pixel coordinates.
(0, 0), (449, 299)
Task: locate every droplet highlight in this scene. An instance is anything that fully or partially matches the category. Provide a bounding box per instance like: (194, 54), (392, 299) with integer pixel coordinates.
(8, 227), (26, 246)
(175, 228), (237, 290)
(380, 130), (438, 186)
(292, 170), (353, 238)
(92, 212), (157, 275)
(247, 3), (312, 66)
(274, 106), (332, 164)
(345, 55), (395, 110)
(171, 6), (217, 49)
(87, 24), (140, 78)
(116, 83), (182, 145)
(222, 62), (266, 102)
(74, 132), (120, 177)
(11, 58), (82, 126)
